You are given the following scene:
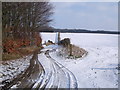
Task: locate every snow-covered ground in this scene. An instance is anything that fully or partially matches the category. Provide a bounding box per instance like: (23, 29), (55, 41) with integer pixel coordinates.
(0, 55), (32, 87)
(41, 33), (118, 88)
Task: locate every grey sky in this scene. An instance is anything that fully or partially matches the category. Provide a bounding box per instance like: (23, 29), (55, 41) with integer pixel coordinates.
(51, 2), (118, 31)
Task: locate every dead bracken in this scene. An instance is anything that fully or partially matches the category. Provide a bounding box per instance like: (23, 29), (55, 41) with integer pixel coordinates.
(58, 44), (88, 59)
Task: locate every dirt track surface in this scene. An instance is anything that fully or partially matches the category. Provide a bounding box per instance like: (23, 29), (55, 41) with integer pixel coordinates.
(1, 48), (78, 89)
(1, 52), (43, 90)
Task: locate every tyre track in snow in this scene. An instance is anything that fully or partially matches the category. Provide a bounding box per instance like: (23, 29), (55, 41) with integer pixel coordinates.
(35, 49), (78, 89)
(1, 52), (44, 90)
(1, 48), (78, 89)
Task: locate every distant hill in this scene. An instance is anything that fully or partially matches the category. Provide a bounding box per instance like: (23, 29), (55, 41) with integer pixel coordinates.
(39, 29), (120, 34)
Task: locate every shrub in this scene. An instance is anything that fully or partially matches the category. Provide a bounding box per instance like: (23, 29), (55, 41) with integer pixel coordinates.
(58, 38), (70, 47)
(34, 33), (42, 47)
(3, 38), (31, 53)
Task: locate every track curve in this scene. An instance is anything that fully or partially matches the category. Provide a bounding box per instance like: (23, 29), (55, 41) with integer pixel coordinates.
(36, 49), (78, 89)
(1, 47), (78, 89)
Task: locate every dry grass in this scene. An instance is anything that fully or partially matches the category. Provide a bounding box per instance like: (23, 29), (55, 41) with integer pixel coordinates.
(0, 40), (2, 61)
(68, 44), (87, 58)
(2, 46), (41, 61)
(2, 53), (22, 61)
(59, 44), (88, 59)
(18, 46), (40, 55)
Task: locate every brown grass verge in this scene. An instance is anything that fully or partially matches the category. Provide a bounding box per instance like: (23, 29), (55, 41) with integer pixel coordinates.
(59, 44), (88, 59)
(2, 46), (41, 61)
(68, 44), (88, 58)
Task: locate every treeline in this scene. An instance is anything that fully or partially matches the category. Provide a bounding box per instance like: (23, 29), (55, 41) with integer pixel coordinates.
(40, 29), (120, 34)
(2, 2), (53, 53)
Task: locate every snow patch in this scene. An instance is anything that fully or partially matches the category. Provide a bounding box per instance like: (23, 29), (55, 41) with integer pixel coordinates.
(41, 33), (118, 88)
(0, 55), (32, 87)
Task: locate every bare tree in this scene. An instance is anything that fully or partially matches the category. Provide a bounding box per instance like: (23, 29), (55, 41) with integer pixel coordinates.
(3, 2), (53, 37)
(2, 2), (53, 53)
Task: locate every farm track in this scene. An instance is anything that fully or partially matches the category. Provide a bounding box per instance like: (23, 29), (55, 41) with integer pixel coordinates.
(1, 48), (78, 89)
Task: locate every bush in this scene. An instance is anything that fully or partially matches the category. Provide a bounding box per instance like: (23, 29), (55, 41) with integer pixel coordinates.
(58, 38), (70, 47)
(34, 33), (42, 47)
(3, 38), (31, 53)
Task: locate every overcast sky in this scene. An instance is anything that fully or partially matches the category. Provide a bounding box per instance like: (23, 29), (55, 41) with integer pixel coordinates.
(51, 2), (118, 31)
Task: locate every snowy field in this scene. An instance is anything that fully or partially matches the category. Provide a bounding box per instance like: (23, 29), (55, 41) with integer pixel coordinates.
(41, 33), (118, 88)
